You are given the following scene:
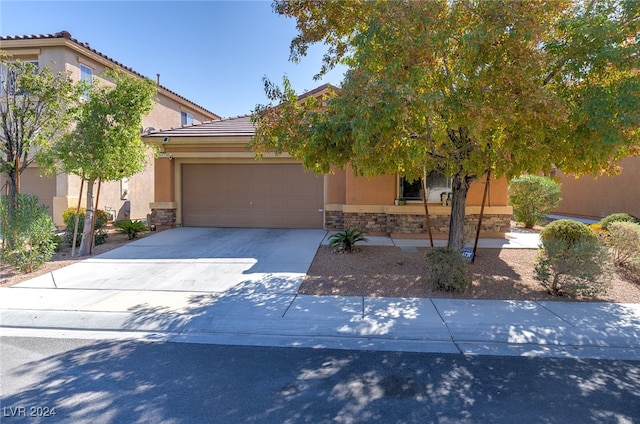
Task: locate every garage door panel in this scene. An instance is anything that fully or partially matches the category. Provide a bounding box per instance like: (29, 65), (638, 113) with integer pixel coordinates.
(182, 164), (323, 228)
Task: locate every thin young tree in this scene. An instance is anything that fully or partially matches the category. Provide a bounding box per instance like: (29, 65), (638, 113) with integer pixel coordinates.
(252, 0), (640, 250)
(0, 59), (80, 246)
(46, 69), (156, 257)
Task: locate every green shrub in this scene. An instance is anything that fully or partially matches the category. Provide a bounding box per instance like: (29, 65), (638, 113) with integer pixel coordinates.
(508, 175), (561, 228)
(540, 219), (598, 246)
(115, 219), (147, 240)
(536, 219), (608, 298)
(535, 239), (610, 298)
(51, 233), (64, 252)
(599, 213), (640, 230)
(606, 222), (640, 267)
(425, 247), (472, 293)
(62, 207), (108, 246)
(0, 194), (57, 273)
(328, 228), (368, 253)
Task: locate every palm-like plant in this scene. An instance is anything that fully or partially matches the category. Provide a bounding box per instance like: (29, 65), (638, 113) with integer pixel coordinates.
(115, 219), (147, 240)
(328, 228), (368, 252)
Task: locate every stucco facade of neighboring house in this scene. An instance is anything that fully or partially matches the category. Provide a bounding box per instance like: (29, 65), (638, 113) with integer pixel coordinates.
(0, 31), (220, 227)
(144, 86), (513, 238)
(554, 156), (640, 219)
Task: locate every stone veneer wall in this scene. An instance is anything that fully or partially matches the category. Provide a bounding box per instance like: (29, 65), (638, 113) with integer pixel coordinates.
(330, 212), (511, 235)
(325, 210), (344, 231)
(149, 208), (176, 227)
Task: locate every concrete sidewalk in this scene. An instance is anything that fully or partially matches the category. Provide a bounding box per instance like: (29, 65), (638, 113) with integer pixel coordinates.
(1, 229), (638, 361)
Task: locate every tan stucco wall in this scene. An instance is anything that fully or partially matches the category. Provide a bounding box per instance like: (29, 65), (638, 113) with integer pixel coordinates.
(326, 168), (346, 204)
(154, 157), (175, 203)
(467, 175), (509, 207)
(555, 156), (640, 219)
(345, 172), (397, 205)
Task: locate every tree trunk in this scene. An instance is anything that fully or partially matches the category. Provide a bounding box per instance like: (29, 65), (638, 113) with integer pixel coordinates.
(447, 173), (472, 251)
(76, 178), (96, 257)
(89, 179), (102, 255)
(3, 171), (19, 249)
(71, 180), (84, 258)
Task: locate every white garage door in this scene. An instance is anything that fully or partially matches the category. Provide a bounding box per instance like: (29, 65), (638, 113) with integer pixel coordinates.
(181, 164), (324, 228)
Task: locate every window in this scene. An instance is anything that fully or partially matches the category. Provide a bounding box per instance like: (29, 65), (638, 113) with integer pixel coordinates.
(1, 61), (38, 96)
(180, 111), (193, 126)
(399, 170), (452, 203)
(399, 177), (423, 201)
(80, 64), (93, 99)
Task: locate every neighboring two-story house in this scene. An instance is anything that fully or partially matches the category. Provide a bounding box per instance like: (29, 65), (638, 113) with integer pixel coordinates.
(0, 31), (219, 227)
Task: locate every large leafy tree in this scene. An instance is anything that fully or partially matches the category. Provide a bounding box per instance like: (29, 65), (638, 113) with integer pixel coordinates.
(0, 59), (81, 245)
(251, 0), (640, 250)
(44, 69), (156, 257)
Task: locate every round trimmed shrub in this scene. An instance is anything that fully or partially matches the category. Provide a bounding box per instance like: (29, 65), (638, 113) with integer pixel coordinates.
(599, 213), (640, 230)
(508, 175), (561, 228)
(606, 221), (640, 267)
(425, 247), (471, 293)
(536, 219), (608, 298)
(540, 219), (597, 246)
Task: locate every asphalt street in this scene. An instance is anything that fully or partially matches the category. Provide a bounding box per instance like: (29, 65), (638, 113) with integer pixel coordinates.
(1, 336), (639, 424)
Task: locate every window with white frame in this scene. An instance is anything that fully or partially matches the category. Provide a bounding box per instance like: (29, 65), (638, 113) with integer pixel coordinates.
(180, 111), (194, 126)
(80, 64), (93, 99)
(0, 61), (39, 96)
(399, 169), (452, 203)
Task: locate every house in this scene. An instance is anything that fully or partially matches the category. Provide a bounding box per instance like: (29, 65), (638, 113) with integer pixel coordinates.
(143, 85), (513, 238)
(554, 156), (640, 219)
(0, 31), (220, 227)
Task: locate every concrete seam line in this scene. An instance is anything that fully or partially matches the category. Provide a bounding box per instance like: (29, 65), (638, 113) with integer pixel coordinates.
(430, 298), (463, 354)
(281, 293), (298, 318)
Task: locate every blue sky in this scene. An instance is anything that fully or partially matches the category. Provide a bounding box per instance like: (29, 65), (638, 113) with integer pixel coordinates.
(0, 0), (347, 118)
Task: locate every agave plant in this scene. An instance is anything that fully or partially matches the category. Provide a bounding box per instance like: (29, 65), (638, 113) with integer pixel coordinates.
(328, 228), (368, 252)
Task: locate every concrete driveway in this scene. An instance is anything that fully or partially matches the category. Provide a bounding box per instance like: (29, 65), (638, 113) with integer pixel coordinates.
(1, 227), (328, 336)
(17, 227), (326, 292)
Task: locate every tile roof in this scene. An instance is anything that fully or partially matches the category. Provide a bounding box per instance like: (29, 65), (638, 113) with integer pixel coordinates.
(297, 83), (339, 101)
(145, 115), (256, 138)
(0, 31), (219, 119)
(144, 85), (339, 138)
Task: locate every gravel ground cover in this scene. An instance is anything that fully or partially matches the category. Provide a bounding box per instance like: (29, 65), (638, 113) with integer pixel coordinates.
(300, 245), (640, 302)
